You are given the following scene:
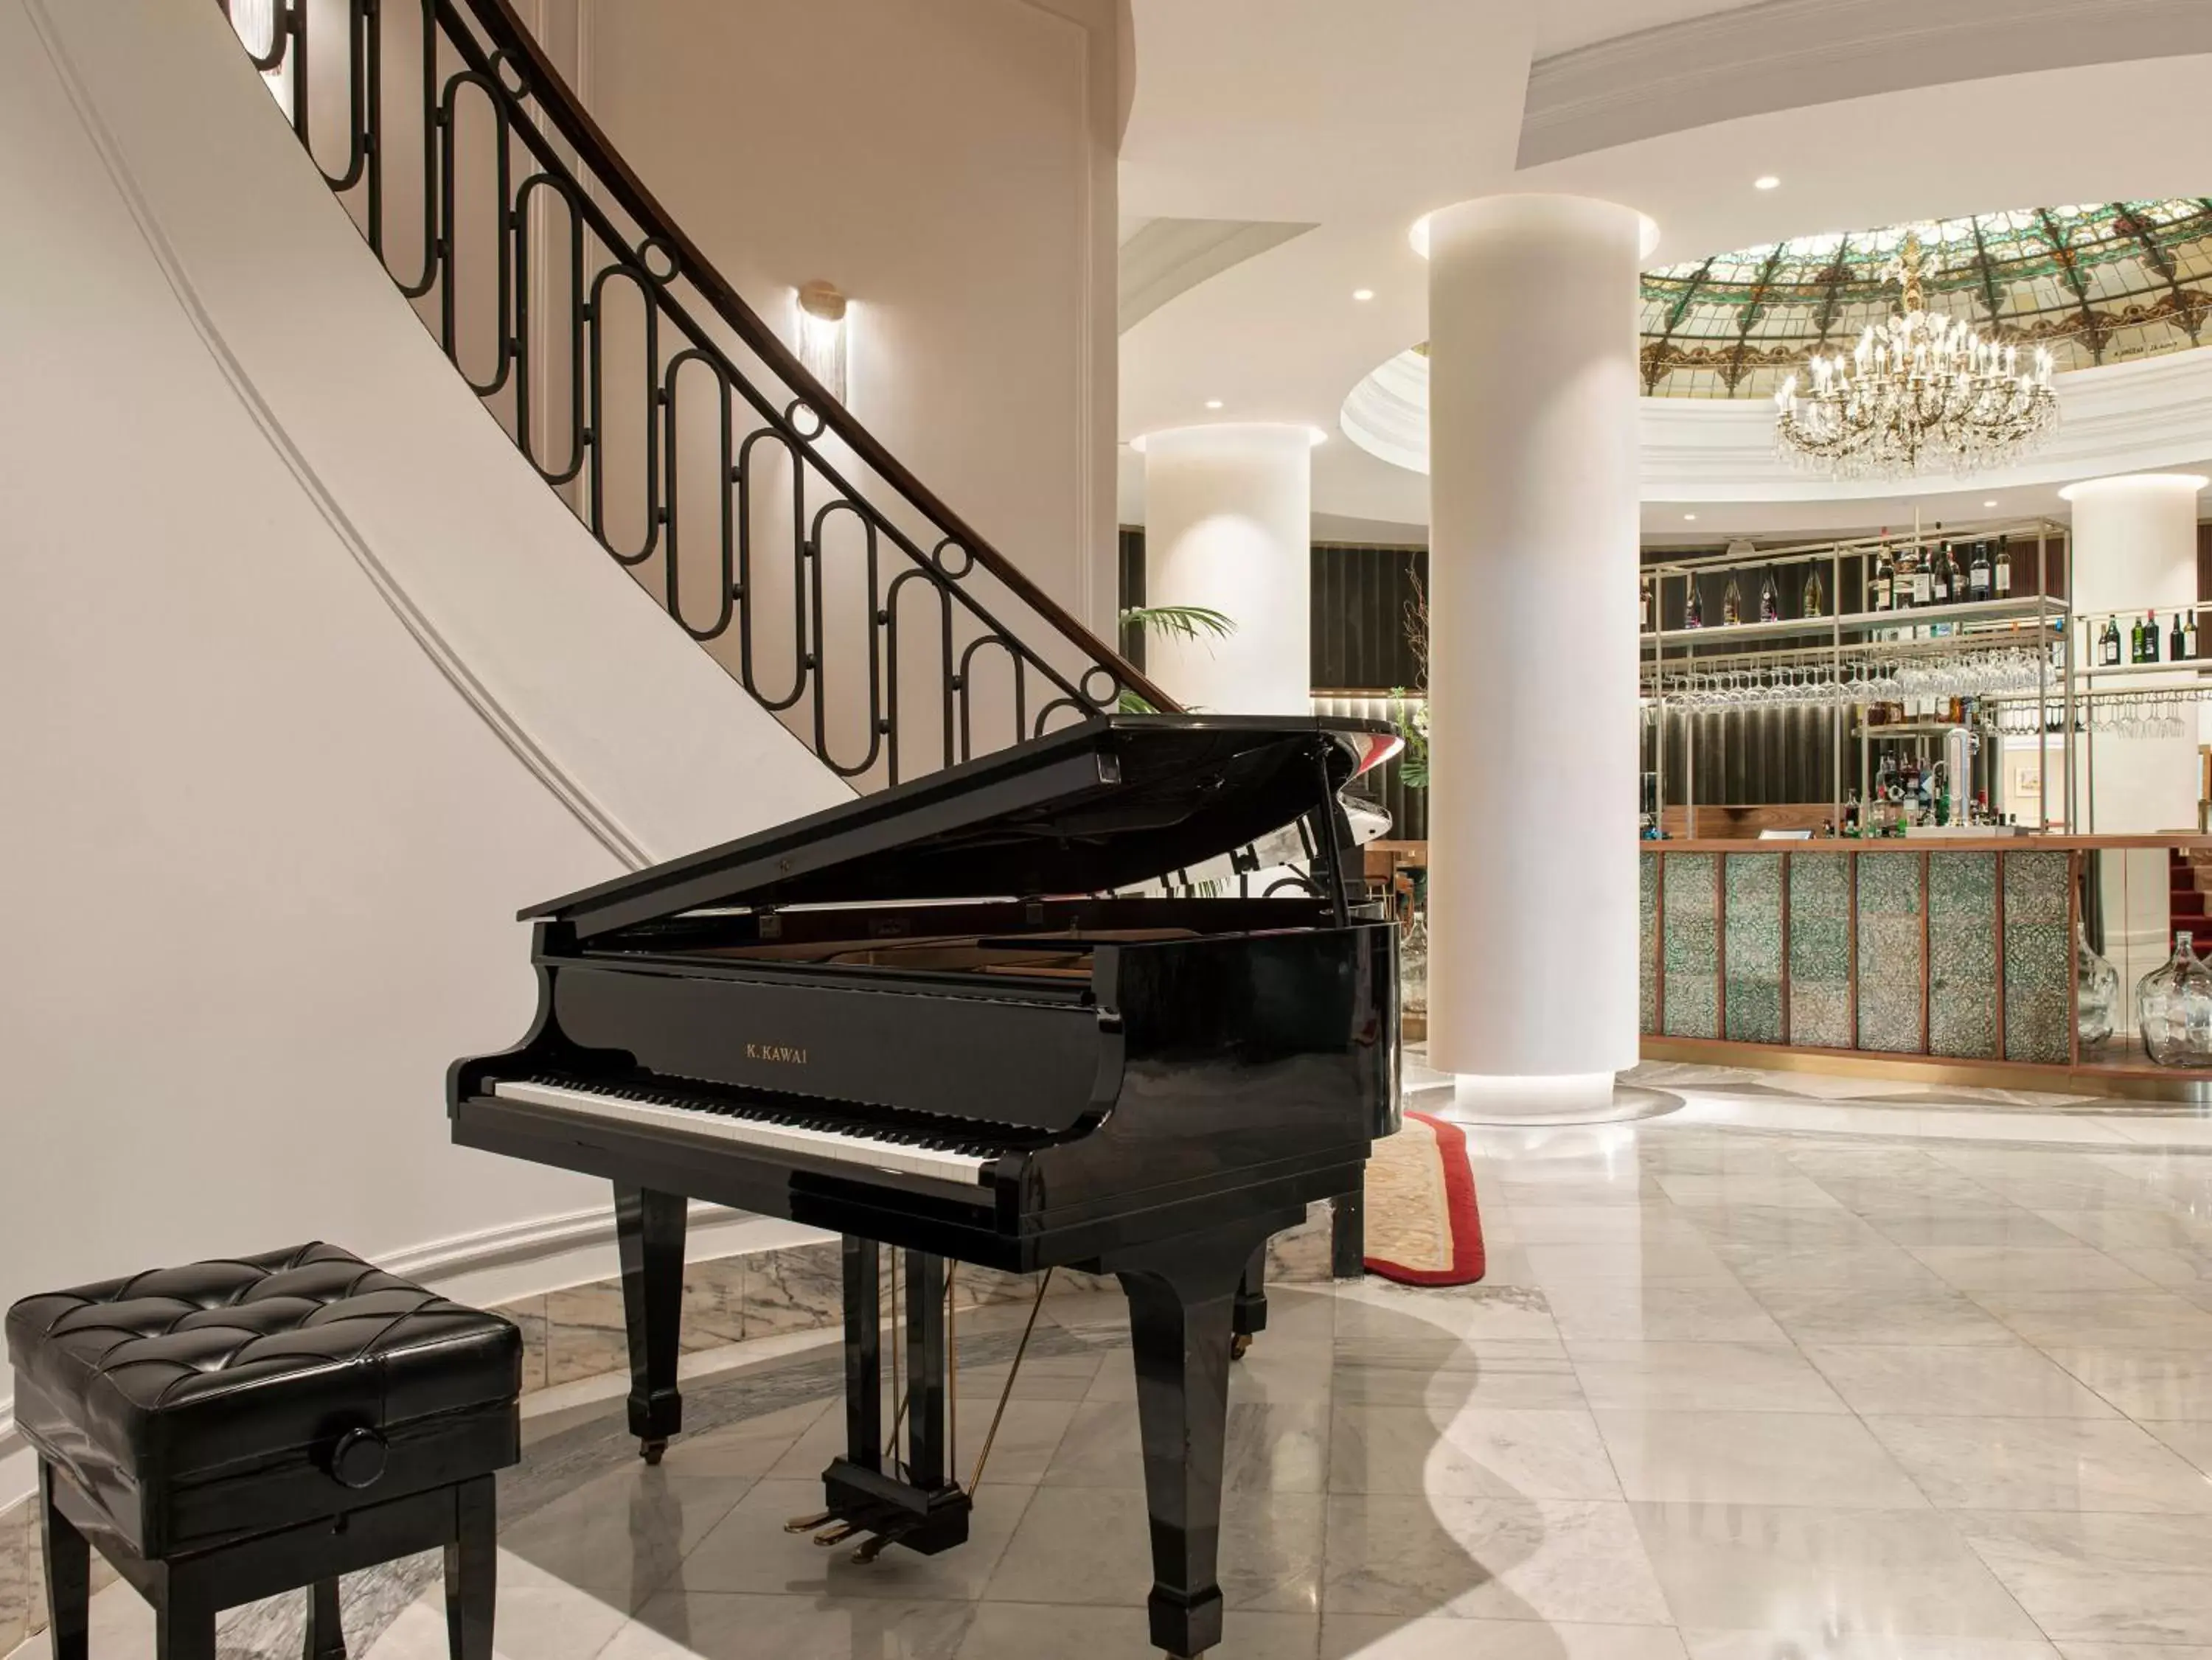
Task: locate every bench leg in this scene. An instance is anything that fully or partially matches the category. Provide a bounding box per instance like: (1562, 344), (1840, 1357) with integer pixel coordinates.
(153, 1574), (217, 1660)
(444, 1476), (496, 1660)
(305, 1576), (347, 1659)
(615, 1182), (687, 1462)
(39, 1462), (88, 1660)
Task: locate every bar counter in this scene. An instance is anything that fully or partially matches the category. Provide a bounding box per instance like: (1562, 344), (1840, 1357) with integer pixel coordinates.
(1640, 834), (2212, 1096)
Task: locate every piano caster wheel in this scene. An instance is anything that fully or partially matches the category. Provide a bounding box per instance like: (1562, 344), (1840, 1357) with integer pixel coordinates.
(1229, 1333), (1252, 1361)
(638, 1437), (668, 1466)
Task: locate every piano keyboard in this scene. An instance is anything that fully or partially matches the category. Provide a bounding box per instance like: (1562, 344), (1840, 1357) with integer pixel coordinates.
(488, 1078), (998, 1188)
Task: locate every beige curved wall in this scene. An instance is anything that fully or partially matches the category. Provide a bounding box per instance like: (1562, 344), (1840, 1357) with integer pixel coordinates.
(0, 0), (851, 1507)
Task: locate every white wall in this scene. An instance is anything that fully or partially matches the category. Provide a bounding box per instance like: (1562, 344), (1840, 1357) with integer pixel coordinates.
(578, 0), (1124, 637)
(0, 0), (849, 1502)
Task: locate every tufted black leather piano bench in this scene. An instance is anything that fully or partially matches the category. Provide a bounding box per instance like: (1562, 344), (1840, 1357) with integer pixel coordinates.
(6, 1243), (521, 1660)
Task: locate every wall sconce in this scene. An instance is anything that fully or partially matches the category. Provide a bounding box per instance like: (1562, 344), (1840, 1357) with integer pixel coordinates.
(796, 280), (849, 405)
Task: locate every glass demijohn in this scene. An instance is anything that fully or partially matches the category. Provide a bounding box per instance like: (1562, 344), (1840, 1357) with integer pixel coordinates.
(2074, 924), (2118, 1050)
(2137, 931), (2212, 1067)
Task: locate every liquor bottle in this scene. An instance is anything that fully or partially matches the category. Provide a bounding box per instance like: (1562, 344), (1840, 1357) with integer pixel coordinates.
(1994, 535), (2012, 596)
(2187, 611), (2200, 660)
(1893, 544), (1916, 611)
(1931, 530), (1953, 604)
(1759, 571), (1780, 623)
(1804, 565), (1826, 618)
(2146, 611), (2161, 663)
(1969, 540), (1992, 602)
(1640, 577), (1652, 633)
(1684, 579), (1704, 629)
(2172, 612), (2188, 662)
(1722, 576), (1743, 627)
(1869, 539), (1893, 612)
(1910, 540), (1933, 607)
(2129, 614), (2144, 663)
(2101, 616), (2123, 666)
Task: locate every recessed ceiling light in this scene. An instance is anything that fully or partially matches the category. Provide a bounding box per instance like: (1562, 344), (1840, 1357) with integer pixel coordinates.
(1754, 175), (1781, 190)
(1352, 288), (1375, 301)
(1983, 498), (2000, 508)
(1684, 513), (1699, 522)
(1204, 399), (1223, 410)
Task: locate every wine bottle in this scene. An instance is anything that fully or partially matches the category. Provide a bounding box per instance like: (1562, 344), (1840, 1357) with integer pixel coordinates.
(1870, 540), (1893, 613)
(1804, 565), (1826, 618)
(1722, 576), (1743, 627)
(1759, 571), (1780, 623)
(2172, 613), (2188, 662)
(2102, 616), (2123, 666)
(1910, 541), (1933, 607)
(2146, 612), (2161, 663)
(1684, 580), (1704, 629)
(1640, 577), (1652, 633)
(2130, 614), (2144, 663)
(2187, 611), (2200, 660)
(1994, 535), (2012, 596)
(1969, 540), (1992, 602)
(1931, 529), (1952, 604)
(1894, 545), (1916, 611)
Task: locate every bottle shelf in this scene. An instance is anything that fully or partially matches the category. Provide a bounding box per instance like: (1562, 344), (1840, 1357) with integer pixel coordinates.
(1641, 593), (2064, 649)
(2073, 657), (2212, 681)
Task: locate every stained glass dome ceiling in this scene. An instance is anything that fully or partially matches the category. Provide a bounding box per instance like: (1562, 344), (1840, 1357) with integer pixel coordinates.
(1637, 199), (2212, 398)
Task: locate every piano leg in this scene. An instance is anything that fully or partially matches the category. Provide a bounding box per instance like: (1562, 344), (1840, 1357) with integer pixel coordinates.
(1329, 1188), (1366, 1278)
(613, 1183), (686, 1464)
(1230, 1244), (1267, 1361)
(1107, 1219), (1289, 1660)
(842, 1237), (883, 1473)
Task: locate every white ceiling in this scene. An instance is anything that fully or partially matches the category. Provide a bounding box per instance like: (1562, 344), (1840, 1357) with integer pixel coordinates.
(1116, 0), (2212, 537)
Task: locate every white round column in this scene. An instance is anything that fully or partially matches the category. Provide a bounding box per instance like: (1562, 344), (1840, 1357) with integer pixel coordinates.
(1424, 194), (1647, 1120)
(1140, 423), (1314, 714)
(2062, 473), (2206, 836)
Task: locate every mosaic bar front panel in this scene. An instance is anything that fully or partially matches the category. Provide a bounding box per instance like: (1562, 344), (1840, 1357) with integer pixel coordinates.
(1857, 854), (1927, 1053)
(1640, 850), (1659, 1036)
(1724, 854), (1785, 1044)
(2005, 848), (2074, 1064)
(1662, 851), (1721, 1039)
(1787, 852), (1853, 1049)
(1927, 851), (2000, 1060)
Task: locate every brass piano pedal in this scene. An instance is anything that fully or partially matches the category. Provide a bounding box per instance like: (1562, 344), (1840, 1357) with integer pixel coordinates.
(849, 1533), (893, 1566)
(811, 1523), (861, 1548)
(782, 1510), (836, 1535)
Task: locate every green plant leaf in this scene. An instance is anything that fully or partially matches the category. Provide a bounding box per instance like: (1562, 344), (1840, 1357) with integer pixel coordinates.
(1119, 604), (1238, 643)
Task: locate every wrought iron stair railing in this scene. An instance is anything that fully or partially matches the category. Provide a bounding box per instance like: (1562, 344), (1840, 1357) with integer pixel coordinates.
(218, 0), (1173, 788)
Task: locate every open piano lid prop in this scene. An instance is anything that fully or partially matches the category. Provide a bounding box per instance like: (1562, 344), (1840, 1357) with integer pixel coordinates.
(528, 714), (1400, 940)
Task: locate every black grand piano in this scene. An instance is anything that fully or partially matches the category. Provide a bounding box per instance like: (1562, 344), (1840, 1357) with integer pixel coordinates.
(449, 714), (1400, 1659)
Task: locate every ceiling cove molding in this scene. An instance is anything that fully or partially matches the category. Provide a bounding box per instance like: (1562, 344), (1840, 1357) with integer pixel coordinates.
(1342, 346), (2212, 503)
(1520, 0), (2212, 169)
(1118, 217), (1315, 333)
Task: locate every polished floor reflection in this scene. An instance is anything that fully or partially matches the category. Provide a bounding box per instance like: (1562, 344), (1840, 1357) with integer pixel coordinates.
(18, 1080), (2212, 1660)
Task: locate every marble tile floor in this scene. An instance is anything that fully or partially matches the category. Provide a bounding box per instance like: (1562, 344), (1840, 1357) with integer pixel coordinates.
(17, 1090), (2212, 1659)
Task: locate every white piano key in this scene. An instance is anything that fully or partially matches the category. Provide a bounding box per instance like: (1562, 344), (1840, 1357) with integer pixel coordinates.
(487, 1078), (994, 1188)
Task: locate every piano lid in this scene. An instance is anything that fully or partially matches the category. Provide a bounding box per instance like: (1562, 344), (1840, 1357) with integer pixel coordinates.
(527, 714), (1400, 941)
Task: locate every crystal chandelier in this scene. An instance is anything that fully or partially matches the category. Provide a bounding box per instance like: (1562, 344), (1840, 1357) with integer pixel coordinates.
(1775, 232), (2059, 479)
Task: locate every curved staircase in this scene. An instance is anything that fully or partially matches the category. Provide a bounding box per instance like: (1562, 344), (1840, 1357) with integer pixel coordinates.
(218, 0), (1171, 792)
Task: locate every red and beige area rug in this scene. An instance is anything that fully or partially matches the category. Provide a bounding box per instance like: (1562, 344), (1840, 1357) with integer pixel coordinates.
(1363, 1110), (1486, 1286)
